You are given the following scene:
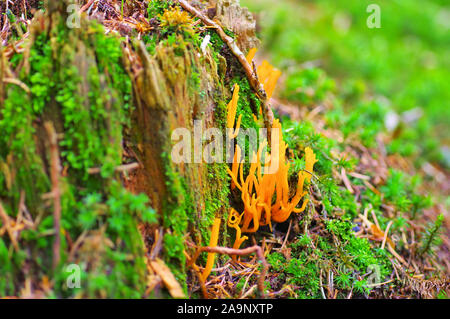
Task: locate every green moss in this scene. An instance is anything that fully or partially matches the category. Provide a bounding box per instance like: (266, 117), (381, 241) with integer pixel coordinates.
(204, 162), (231, 247)
(208, 30), (225, 53)
(232, 76), (261, 130)
(160, 152), (191, 292)
(188, 65), (201, 96)
(55, 21), (132, 183)
(286, 256), (321, 298)
(158, 155), (230, 290)
(266, 218), (393, 298)
(267, 252), (286, 272)
(0, 12), (152, 298)
(1, 45), (50, 210)
(144, 2), (201, 52)
(147, 0), (171, 18)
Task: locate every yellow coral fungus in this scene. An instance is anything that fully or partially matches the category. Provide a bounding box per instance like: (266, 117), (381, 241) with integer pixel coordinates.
(227, 209), (248, 261)
(245, 49), (282, 100)
(227, 119), (318, 249)
(257, 61), (282, 100)
(303, 147), (318, 184)
(226, 84), (242, 139)
(224, 52), (311, 257)
(246, 48), (258, 65)
(202, 218), (221, 281)
(230, 144), (242, 190)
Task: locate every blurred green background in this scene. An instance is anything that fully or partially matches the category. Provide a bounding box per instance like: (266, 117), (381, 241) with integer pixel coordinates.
(241, 0), (450, 165)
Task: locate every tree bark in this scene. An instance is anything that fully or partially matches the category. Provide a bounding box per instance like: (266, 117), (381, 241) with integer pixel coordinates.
(0, 0), (257, 296)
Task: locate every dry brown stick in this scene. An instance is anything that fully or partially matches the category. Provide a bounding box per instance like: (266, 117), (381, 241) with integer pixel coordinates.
(0, 202), (19, 251)
(149, 227), (164, 260)
(280, 218), (292, 250)
(44, 122), (62, 270)
(3, 77), (30, 93)
(177, 0), (274, 136)
(80, 0), (95, 12)
(267, 286), (292, 298)
(381, 220), (393, 250)
(87, 162), (140, 174)
(67, 230), (88, 263)
(239, 266), (257, 298)
(3, 0), (9, 31)
(241, 284), (257, 299)
(23, 0), (27, 19)
(188, 245), (269, 298)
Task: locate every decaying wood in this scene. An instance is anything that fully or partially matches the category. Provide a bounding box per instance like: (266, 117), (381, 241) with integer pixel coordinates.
(128, 33), (228, 231)
(177, 0), (274, 137)
(44, 122), (62, 270)
(214, 0), (260, 53)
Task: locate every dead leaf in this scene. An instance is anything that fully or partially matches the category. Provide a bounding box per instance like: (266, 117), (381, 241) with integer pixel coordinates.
(149, 258), (185, 298)
(369, 223), (395, 248)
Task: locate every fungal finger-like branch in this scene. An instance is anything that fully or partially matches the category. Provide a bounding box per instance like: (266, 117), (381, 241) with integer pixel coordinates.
(227, 83), (242, 139)
(177, 0), (274, 135)
(188, 245), (269, 298)
(201, 218), (221, 282)
(184, 251), (208, 298)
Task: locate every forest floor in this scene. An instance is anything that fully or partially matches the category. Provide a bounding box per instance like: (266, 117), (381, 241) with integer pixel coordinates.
(0, 0), (449, 299)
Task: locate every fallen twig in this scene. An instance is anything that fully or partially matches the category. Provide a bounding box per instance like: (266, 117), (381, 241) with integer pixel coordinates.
(239, 266), (257, 298)
(280, 219), (292, 250)
(366, 279), (394, 287)
(177, 0), (274, 137)
(3, 77), (30, 93)
(0, 202), (19, 251)
(87, 162), (140, 174)
(381, 220), (393, 250)
(241, 284), (257, 299)
(80, 0), (95, 12)
(341, 168), (354, 194)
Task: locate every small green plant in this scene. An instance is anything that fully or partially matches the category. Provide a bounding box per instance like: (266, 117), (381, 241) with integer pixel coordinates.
(418, 214), (444, 257)
(335, 270), (352, 290)
(267, 252), (286, 272)
(354, 279), (369, 295)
